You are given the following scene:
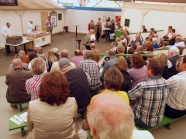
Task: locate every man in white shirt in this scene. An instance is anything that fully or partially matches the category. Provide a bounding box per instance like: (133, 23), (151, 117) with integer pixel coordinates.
(165, 55), (186, 118)
(167, 36), (185, 48)
(27, 20), (34, 35)
(1, 22), (11, 55)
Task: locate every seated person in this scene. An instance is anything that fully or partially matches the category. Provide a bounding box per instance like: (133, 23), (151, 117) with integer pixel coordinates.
(36, 47), (44, 57)
(19, 50), (29, 64)
(26, 58), (46, 101)
(27, 71), (79, 139)
(59, 58), (92, 114)
(152, 38), (159, 49)
(71, 50), (84, 68)
(84, 29), (95, 50)
(52, 47), (60, 60)
(161, 26), (173, 46)
(86, 93), (154, 139)
(5, 59), (32, 109)
(90, 43), (100, 63)
(135, 32), (143, 46)
(101, 67), (129, 104)
(165, 55), (186, 118)
(166, 36), (185, 48)
(9, 54), (29, 71)
(142, 25), (147, 32)
(128, 58), (169, 128)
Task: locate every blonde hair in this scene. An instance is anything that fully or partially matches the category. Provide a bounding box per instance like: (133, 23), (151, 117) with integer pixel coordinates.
(31, 58), (46, 75)
(47, 49), (57, 63)
(115, 56), (128, 72)
(117, 44), (125, 54)
(156, 53), (168, 66)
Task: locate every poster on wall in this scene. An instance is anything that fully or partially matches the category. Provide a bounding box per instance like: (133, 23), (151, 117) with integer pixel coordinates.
(51, 15), (57, 27)
(50, 11), (57, 27)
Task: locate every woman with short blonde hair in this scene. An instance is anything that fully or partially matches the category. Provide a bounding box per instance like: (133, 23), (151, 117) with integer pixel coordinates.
(157, 53), (168, 79)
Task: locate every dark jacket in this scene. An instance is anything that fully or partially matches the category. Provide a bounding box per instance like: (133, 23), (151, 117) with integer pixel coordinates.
(120, 70), (131, 93)
(162, 66), (168, 80)
(6, 68), (32, 103)
(167, 55), (179, 79)
(65, 68), (92, 113)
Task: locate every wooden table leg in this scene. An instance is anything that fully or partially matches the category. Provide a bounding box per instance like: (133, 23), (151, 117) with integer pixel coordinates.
(24, 43), (27, 54)
(14, 46), (18, 54)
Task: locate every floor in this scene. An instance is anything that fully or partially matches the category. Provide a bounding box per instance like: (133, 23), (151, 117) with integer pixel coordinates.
(0, 33), (186, 139)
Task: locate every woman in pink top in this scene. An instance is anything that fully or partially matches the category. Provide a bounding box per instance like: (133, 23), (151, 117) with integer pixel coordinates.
(128, 53), (148, 89)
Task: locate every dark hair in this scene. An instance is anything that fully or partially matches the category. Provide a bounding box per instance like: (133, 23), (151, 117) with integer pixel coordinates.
(183, 55), (186, 64)
(39, 71), (70, 106)
(172, 29), (176, 33)
(147, 58), (164, 76)
(74, 50), (82, 56)
(28, 52), (38, 61)
(138, 52), (147, 61)
(104, 67), (123, 91)
(146, 44), (154, 52)
(131, 53), (145, 68)
(128, 48), (134, 54)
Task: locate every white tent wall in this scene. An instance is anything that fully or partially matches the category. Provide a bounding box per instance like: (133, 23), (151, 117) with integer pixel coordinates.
(121, 6), (186, 42)
(0, 10), (64, 47)
(64, 9), (121, 34)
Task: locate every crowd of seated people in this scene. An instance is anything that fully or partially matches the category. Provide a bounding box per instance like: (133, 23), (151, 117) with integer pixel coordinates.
(5, 23), (186, 138)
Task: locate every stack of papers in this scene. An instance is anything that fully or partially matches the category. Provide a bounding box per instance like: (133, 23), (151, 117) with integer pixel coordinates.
(10, 112), (28, 125)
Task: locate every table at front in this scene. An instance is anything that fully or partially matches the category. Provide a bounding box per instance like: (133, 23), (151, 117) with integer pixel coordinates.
(6, 40), (32, 55)
(24, 33), (51, 49)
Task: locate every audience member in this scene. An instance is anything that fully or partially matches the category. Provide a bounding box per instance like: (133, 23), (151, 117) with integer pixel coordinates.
(85, 29), (95, 45)
(116, 44), (125, 54)
(165, 55), (186, 118)
(53, 47), (60, 60)
(36, 47), (44, 57)
(128, 54), (148, 89)
(135, 33), (143, 46)
(167, 36), (185, 48)
(128, 58), (169, 128)
(19, 50), (29, 64)
(157, 53), (168, 79)
(167, 47), (180, 78)
(175, 58), (181, 72)
(101, 67), (129, 103)
(50, 49), (76, 72)
(5, 59), (32, 108)
(110, 41), (117, 51)
(101, 49), (117, 79)
(152, 38), (159, 49)
(59, 58), (92, 114)
(46, 49), (58, 72)
(90, 43), (100, 63)
(9, 54), (28, 71)
(120, 35), (127, 46)
(142, 25), (147, 32)
(115, 57), (131, 92)
(79, 50), (101, 96)
(136, 45), (143, 53)
(161, 26), (173, 46)
(87, 94), (154, 139)
(27, 71), (79, 139)
(26, 58), (46, 101)
(28, 52), (38, 70)
(70, 49), (84, 68)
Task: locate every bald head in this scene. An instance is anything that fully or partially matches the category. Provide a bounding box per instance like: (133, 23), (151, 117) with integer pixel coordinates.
(19, 50), (25, 56)
(60, 49), (69, 58)
(74, 49), (82, 56)
(87, 94), (134, 139)
(108, 49), (116, 57)
(90, 43), (96, 49)
(12, 59), (22, 69)
(90, 29), (94, 34)
(137, 45), (143, 52)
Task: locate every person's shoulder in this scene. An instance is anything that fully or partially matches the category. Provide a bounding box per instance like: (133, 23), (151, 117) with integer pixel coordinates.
(132, 130), (154, 139)
(29, 99), (40, 108)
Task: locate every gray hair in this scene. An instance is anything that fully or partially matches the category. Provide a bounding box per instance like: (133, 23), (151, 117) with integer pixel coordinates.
(12, 59), (22, 68)
(169, 47), (180, 56)
(83, 50), (92, 59)
(87, 93), (134, 139)
(58, 58), (70, 69)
